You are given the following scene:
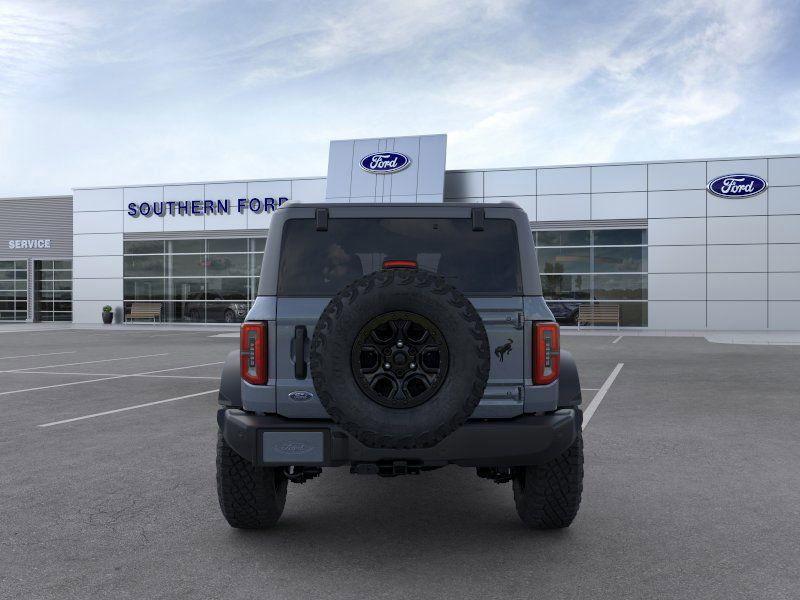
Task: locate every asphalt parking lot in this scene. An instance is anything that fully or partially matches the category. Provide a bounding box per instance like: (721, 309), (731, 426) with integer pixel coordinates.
(1, 327), (798, 599)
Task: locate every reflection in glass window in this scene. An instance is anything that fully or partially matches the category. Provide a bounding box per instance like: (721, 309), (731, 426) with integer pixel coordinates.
(535, 228), (647, 327)
(593, 247), (646, 272)
(123, 236), (266, 323)
(537, 248), (590, 273)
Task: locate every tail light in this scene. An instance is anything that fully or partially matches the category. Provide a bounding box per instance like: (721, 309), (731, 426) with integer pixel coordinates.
(533, 322), (560, 385)
(240, 322), (267, 385)
(383, 259), (418, 269)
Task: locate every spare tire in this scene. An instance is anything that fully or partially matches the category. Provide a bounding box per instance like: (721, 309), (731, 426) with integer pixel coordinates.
(310, 268), (490, 449)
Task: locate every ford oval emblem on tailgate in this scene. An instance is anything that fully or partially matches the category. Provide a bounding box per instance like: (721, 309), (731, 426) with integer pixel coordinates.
(288, 390), (314, 402)
(275, 441), (314, 455)
(360, 152), (411, 174)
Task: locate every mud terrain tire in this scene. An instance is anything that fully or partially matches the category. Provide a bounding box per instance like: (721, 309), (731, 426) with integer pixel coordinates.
(310, 268), (490, 449)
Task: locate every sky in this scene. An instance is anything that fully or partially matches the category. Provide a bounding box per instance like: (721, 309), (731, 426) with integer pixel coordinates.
(1, 0), (799, 197)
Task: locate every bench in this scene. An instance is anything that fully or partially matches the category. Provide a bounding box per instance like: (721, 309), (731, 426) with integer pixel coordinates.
(125, 302), (162, 323)
(576, 304), (620, 330)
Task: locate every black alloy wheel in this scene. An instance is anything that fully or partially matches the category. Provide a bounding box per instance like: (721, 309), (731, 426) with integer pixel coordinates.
(351, 311), (449, 409)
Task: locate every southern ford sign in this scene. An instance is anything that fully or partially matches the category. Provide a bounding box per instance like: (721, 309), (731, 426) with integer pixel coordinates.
(127, 196), (288, 217)
(360, 152), (411, 174)
(707, 174), (767, 198)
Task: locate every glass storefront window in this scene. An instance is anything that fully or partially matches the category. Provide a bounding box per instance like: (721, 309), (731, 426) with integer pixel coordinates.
(535, 228), (647, 327)
(35, 260), (72, 322)
(538, 248), (590, 274)
(122, 236), (266, 323)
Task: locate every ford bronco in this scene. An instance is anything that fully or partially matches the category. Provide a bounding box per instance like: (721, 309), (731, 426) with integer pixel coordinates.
(216, 202), (584, 529)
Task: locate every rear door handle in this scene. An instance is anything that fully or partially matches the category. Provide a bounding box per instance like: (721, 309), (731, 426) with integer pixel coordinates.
(293, 325), (307, 379)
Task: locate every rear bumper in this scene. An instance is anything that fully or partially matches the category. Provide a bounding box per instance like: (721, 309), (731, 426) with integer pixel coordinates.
(218, 408), (581, 468)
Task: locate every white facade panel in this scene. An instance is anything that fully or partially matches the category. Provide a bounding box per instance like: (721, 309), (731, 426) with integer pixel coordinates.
(708, 273), (767, 301)
(537, 167), (590, 195)
(247, 180), (292, 230)
(649, 273), (706, 301)
(483, 169), (535, 197)
(707, 191), (768, 217)
(417, 193), (444, 203)
(768, 244), (800, 271)
(387, 136), (422, 197)
(537, 194), (590, 221)
(769, 215), (800, 244)
(73, 255), (123, 279)
(707, 216), (767, 245)
(73, 300), (122, 325)
(707, 301), (767, 330)
(73, 233), (122, 257)
(768, 157), (800, 187)
(292, 178), (326, 203)
(769, 273), (800, 300)
(162, 184), (205, 232)
(647, 161), (706, 191)
(325, 140), (354, 199)
(648, 246), (706, 273)
(204, 182), (248, 230)
(649, 301), (706, 329)
(123, 186), (164, 233)
(707, 158), (768, 181)
(591, 192), (646, 220)
(591, 164), (646, 193)
(648, 189), (706, 219)
(73, 187), (124, 212)
(769, 301), (800, 330)
(73, 277), (123, 301)
(444, 171), (483, 199)
(74, 210), (122, 235)
(417, 135), (447, 196)
(707, 244), (767, 273)
(349, 138), (381, 199)
(768, 186), (800, 215)
(648, 217), (705, 246)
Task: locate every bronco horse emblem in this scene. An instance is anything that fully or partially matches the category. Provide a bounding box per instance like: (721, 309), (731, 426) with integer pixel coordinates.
(494, 338), (513, 362)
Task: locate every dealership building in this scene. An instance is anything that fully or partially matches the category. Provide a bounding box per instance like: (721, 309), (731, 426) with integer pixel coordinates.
(1, 134), (799, 330)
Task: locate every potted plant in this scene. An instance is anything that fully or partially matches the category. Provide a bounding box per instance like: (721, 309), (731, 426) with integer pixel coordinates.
(102, 305), (114, 325)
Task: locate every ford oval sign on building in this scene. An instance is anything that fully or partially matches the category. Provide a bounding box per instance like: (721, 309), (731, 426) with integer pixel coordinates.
(707, 174), (768, 198)
(360, 152), (411, 174)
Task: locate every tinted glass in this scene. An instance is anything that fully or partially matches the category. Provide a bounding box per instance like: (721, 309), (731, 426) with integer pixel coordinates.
(208, 238), (247, 253)
(277, 218), (522, 296)
(540, 274), (591, 300)
(124, 240), (165, 254)
(169, 254), (205, 277)
(206, 254), (247, 276)
(536, 230), (590, 247)
(594, 229), (646, 245)
(537, 248), (590, 273)
(123, 255), (165, 277)
(169, 239), (204, 253)
(593, 247), (646, 272)
(593, 274), (647, 300)
(124, 278), (165, 300)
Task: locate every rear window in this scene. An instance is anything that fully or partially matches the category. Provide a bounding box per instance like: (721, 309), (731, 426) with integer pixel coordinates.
(277, 217), (522, 296)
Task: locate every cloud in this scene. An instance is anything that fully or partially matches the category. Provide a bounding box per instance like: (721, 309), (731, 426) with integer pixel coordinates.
(0, 1), (90, 99)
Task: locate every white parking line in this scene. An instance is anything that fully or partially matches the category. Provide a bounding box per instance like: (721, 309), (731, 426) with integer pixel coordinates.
(0, 353), (170, 373)
(38, 389), (218, 427)
(8, 370), (219, 380)
(611, 335), (623, 344)
(582, 363), (624, 431)
(0, 351), (77, 360)
(0, 361), (224, 397)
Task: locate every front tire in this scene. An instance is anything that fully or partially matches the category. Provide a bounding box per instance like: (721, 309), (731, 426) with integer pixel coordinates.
(216, 432), (288, 529)
(512, 431), (584, 529)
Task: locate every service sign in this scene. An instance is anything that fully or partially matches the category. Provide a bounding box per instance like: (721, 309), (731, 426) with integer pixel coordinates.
(707, 174), (767, 198)
(360, 152), (411, 174)
(8, 239), (51, 249)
